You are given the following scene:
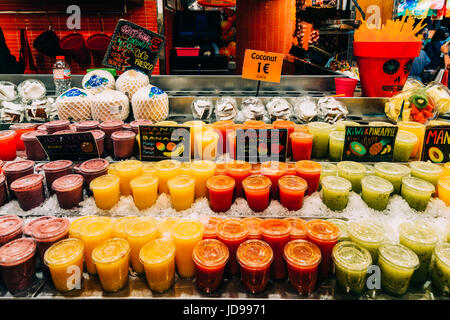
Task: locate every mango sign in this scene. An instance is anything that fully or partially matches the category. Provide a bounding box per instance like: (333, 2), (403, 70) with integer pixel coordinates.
(242, 49), (284, 83)
(421, 126), (449, 163)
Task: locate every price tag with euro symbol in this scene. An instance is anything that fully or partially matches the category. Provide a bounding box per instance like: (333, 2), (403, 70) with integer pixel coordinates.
(242, 49), (284, 83)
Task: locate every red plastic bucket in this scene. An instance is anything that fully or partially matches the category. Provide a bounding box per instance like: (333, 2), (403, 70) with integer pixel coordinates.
(60, 33), (90, 65)
(87, 34), (111, 65)
(353, 42), (421, 97)
(334, 78), (358, 97)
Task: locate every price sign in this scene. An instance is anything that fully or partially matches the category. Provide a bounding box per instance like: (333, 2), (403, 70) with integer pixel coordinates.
(235, 129), (288, 163)
(242, 49), (284, 83)
(37, 132), (99, 161)
(421, 126), (449, 163)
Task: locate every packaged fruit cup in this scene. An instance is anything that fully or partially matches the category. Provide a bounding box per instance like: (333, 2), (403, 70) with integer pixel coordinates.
(374, 162), (411, 194)
(190, 160), (216, 198)
(90, 174), (120, 210)
(99, 120), (124, 153)
(332, 241), (372, 294)
(327, 219), (349, 241)
(195, 130), (220, 161)
(401, 176), (435, 211)
(321, 176), (352, 211)
(167, 175), (196, 211)
(111, 130), (136, 160)
(348, 220), (384, 263)
(92, 238), (131, 292)
(378, 243), (419, 296)
(172, 220), (204, 278)
(284, 218), (307, 240)
(193, 239), (229, 293)
(361, 175), (394, 211)
(113, 216), (139, 239)
(431, 243), (450, 295)
(3, 159), (35, 194)
(44, 238), (84, 292)
(21, 130), (48, 161)
(284, 239), (321, 295)
(206, 175), (235, 212)
(10, 174), (45, 211)
(278, 175), (307, 211)
(260, 161), (288, 199)
(45, 119), (70, 134)
(260, 219), (292, 280)
(225, 160), (252, 198)
(77, 216), (113, 274)
(409, 161), (443, 186)
(334, 120), (360, 132)
(393, 131), (418, 162)
(242, 217), (263, 240)
(328, 130), (345, 161)
(212, 120), (235, 154)
(399, 220), (438, 283)
(216, 218), (249, 276)
(0, 130), (17, 161)
(74, 120), (99, 132)
(42, 160), (73, 195)
(437, 175), (450, 206)
(305, 219), (339, 278)
(130, 174), (159, 210)
(0, 238), (36, 292)
(294, 160), (321, 196)
(201, 216), (223, 239)
(290, 132), (313, 161)
(307, 122), (334, 158)
(337, 161), (366, 193)
(236, 239), (273, 294)
(242, 175), (272, 212)
(79, 158), (109, 196)
(130, 119), (153, 135)
(155, 159), (181, 194)
(52, 174), (84, 209)
(114, 160), (143, 196)
(0, 215), (23, 245)
(397, 121), (425, 158)
(125, 217), (158, 274)
(140, 238), (176, 293)
(319, 163), (338, 187)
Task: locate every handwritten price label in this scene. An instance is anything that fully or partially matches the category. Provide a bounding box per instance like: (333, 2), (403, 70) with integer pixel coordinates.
(242, 49), (284, 83)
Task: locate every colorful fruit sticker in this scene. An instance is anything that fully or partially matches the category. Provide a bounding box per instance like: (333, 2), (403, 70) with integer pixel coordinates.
(421, 126), (449, 163)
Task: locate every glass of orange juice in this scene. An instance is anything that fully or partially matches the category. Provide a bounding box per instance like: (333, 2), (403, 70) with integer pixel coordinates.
(168, 175), (196, 211)
(130, 174), (159, 210)
(172, 220), (204, 278)
(155, 160), (181, 194)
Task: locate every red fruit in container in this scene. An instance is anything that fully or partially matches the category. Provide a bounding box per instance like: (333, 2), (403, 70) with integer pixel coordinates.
(99, 120), (124, 153)
(3, 160), (35, 196)
(206, 175), (235, 213)
(42, 160), (73, 195)
(0, 130), (17, 161)
(10, 174), (45, 211)
(52, 174), (84, 209)
(111, 130), (136, 160)
(74, 120), (100, 132)
(21, 130), (48, 161)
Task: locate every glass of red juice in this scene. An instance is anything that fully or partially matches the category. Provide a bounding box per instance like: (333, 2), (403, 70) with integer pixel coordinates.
(284, 239), (321, 295)
(10, 174), (45, 211)
(225, 161), (251, 198)
(192, 239), (229, 293)
(305, 219), (340, 278)
(290, 132), (313, 161)
(242, 217), (263, 240)
(259, 219), (292, 280)
(295, 160), (322, 196)
(242, 175), (272, 212)
(260, 161), (288, 200)
(284, 217), (307, 241)
(201, 216), (223, 240)
(278, 175), (308, 211)
(0, 215), (23, 246)
(206, 175), (235, 212)
(42, 160), (73, 195)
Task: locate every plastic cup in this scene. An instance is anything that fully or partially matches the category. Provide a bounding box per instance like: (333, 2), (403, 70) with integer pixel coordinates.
(52, 174), (84, 209)
(397, 121), (425, 158)
(23, 216), (53, 237)
(319, 163), (338, 188)
(212, 120), (235, 154)
(172, 220), (204, 278)
(409, 161), (443, 186)
(45, 120), (70, 134)
(190, 160), (216, 198)
(168, 175), (195, 211)
(114, 160), (143, 196)
(335, 78), (358, 97)
(69, 216), (97, 239)
(201, 216), (222, 240)
(393, 131), (418, 162)
(242, 217), (263, 240)
(155, 159), (181, 194)
(42, 160), (73, 195)
(140, 238), (176, 293)
(290, 132), (313, 161)
(374, 162), (411, 194)
(90, 174), (121, 210)
(335, 120), (360, 132)
(92, 238), (130, 292)
(295, 160), (322, 196)
(183, 120), (207, 158)
(195, 130), (220, 161)
(284, 218), (307, 240)
(236, 239), (273, 294)
(431, 243), (450, 295)
(321, 176), (352, 211)
(307, 122), (334, 158)
(337, 161), (366, 193)
(242, 175), (272, 212)
(0, 215), (23, 246)
(273, 120), (296, 156)
(278, 175), (308, 211)
(44, 238), (84, 292)
(437, 175), (450, 206)
(193, 239), (229, 293)
(361, 175), (393, 211)
(0, 130), (17, 161)
(305, 219), (340, 278)
(74, 120), (99, 132)
(206, 175), (235, 212)
(3, 159), (35, 194)
(260, 161), (288, 199)
(401, 176), (435, 211)
(328, 130), (345, 161)
(260, 219), (292, 280)
(10, 174), (45, 211)
(130, 174), (159, 210)
(111, 130), (136, 160)
(112, 216), (139, 239)
(378, 244), (419, 296)
(21, 130), (48, 161)
(332, 241), (372, 294)
(99, 120), (124, 153)
(327, 219), (349, 241)
(348, 220), (384, 263)
(225, 161), (252, 198)
(284, 239), (321, 295)
(79, 158), (109, 196)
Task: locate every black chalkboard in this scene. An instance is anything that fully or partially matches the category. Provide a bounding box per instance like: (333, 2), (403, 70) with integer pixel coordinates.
(36, 132), (99, 161)
(102, 19), (166, 75)
(139, 125), (191, 161)
(235, 129), (288, 163)
(342, 126), (398, 162)
(421, 126), (449, 163)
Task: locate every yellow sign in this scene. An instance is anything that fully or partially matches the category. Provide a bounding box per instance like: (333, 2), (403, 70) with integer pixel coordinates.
(242, 49), (284, 83)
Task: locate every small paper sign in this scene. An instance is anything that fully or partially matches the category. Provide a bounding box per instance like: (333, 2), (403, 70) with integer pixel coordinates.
(235, 129), (288, 163)
(102, 19), (166, 75)
(242, 49), (284, 83)
(421, 126), (449, 163)
(342, 126), (398, 162)
(37, 132), (99, 161)
(139, 125), (191, 161)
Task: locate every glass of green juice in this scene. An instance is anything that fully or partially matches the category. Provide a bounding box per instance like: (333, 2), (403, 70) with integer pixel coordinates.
(409, 161), (443, 186)
(374, 162), (411, 194)
(399, 220), (438, 284)
(319, 163), (338, 190)
(321, 176), (352, 211)
(361, 175), (394, 211)
(431, 243), (450, 296)
(328, 131), (345, 161)
(348, 220), (384, 263)
(401, 176), (435, 211)
(378, 244), (419, 296)
(332, 241), (372, 294)
(337, 161), (366, 194)
(363, 164), (375, 176)
(327, 219), (349, 241)
(335, 120), (360, 132)
(307, 122), (334, 158)
(393, 131), (418, 162)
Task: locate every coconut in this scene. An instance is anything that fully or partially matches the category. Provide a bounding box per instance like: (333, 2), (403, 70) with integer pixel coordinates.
(56, 87), (92, 121)
(131, 85), (169, 122)
(115, 69), (150, 100)
(82, 70), (115, 94)
(90, 89), (130, 121)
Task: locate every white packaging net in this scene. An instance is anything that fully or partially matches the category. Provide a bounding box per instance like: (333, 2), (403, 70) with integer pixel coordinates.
(90, 89), (130, 121)
(131, 85), (169, 122)
(56, 88), (92, 121)
(115, 69), (150, 100)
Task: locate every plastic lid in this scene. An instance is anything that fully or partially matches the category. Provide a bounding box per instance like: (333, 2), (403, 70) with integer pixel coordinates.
(111, 130), (136, 141)
(320, 163), (338, 175)
(216, 218), (249, 241)
(44, 238), (84, 266)
(225, 160), (251, 173)
(260, 161), (288, 175)
(42, 160), (73, 172)
(399, 220), (438, 246)
(10, 174), (43, 191)
(69, 216), (96, 238)
(305, 219), (340, 242)
(294, 160), (322, 174)
(21, 130), (47, 141)
(92, 238), (130, 265)
(260, 219), (292, 237)
(167, 175), (195, 190)
(327, 219), (349, 239)
(202, 216), (222, 237)
(113, 216), (139, 238)
(332, 241), (372, 271)
(396, 130), (418, 144)
(243, 120), (265, 129)
(3, 160), (35, 173)
(24, 216), (53, 237)
(337, 161), (366, 175)
(242, 217), (262, 238)
(290, 131), (313, 140)
(125, 217), (158, 238)
(0, 238), (36, 267)
(284, 218), (307, 238)
(52, 174), (84, 192)
(236, 239), (273, 269)
(172, 220), (204, 240)
(140, 238), (176, 265)
(348, 221), (384, 244)
(157, 217), (180, 236)
(192, 239), (229, 268)
(10, 123), (37, 130)
(206, 175), (235, 191)
(90, 174), (120, 190)
(374, 162), (411, 177)
(242, 175), (271, 191)
(155, 159), (181, 171)
(273, 120), (296, 129)
(278, 175), (308, 192)
(321, 176), (352, 192)
(401, 176), (435, 193)
(130, 174), (159, 189)
(0, 130), (17, 139)
(79, 158), (109, 174)
(78, 216), (113, 238)
(74, 120), (99, 129)
(99, 120), (124, 130)
(329, 130), (345, 141)
(31, 217), (70, 241)
(409, 161), (443, 176)
(89, 130), (105, 140)
(212, 120), (235, 129)
(53, 130), (74, 135)
(0, 215), (23, 238)
(115, 160), (143, 173)
(215, 163), (227, 175)
(283, 239), (322, 267)
(434, 243), (450, 267)
(130, 119), (153, 129)
(45, 120), (70, 128)
(307, 122), (333, 130)
(379, 244), (419, 270)
(190, 160), (216, 173)
(361, 175), (394, 194)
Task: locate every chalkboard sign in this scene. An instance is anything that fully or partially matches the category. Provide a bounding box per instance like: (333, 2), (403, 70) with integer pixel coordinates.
(36, 132), (99, 161)
(102, 19), (166, 75)
(139, 125), (191, 161)
(421, 126), (449, 163)
(235, 129), (288, 163)
(342, 126), (398, 162)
